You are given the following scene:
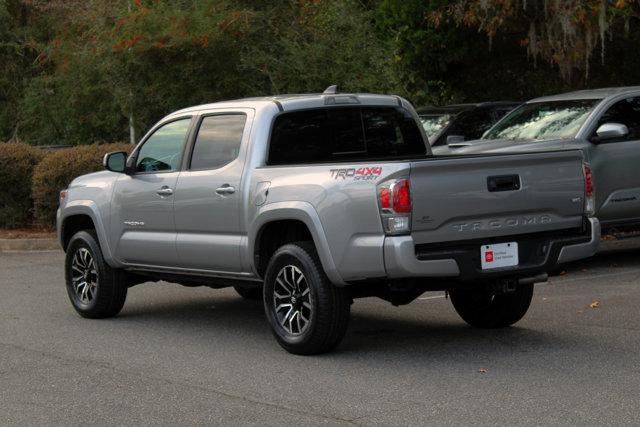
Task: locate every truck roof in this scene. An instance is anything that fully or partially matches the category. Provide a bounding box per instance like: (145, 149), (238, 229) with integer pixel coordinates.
(529, 86), (640, 103)
(169, 93), (404, 117)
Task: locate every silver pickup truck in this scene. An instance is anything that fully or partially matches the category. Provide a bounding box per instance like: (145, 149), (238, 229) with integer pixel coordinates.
(57, 88), (599, 354)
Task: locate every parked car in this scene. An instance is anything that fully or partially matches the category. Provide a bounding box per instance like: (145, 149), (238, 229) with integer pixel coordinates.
(433, 87), (640, 236)
(57, 88), (599, 354)
(417, 102), (520, 146)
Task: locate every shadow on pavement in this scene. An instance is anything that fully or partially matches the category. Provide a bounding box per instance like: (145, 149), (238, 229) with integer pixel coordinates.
(112, 290), (586, 359)
(98, 243), (640, 357)
(563, 241), (640, 273)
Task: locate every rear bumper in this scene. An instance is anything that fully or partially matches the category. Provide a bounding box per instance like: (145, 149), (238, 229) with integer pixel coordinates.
(384, 217), (600, 281)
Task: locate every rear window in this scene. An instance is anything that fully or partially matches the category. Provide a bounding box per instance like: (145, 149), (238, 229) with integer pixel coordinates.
(268, 107), (426, 165)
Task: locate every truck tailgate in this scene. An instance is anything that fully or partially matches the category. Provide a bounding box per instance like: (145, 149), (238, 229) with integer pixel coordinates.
(409, 151), (586, 245)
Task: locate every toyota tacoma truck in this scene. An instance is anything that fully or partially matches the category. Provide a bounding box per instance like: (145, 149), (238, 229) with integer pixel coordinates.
(433, 86), (640, 238)
(57, 87), (600, 354)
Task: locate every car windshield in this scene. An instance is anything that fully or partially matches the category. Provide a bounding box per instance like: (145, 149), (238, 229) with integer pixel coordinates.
(483, 99), (600, 141)
(419, 114), (454, 140)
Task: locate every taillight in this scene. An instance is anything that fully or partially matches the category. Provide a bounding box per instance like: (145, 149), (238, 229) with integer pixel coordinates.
(379, 187), (391, 209)
(392, 179), (412, 213)
(378, 178), (412, 235)
(583, 163), (595, 216)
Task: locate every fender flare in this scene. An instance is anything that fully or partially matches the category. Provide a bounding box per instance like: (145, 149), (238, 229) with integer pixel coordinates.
(249, 201), (346, 286)
(58, 201), (120, 268)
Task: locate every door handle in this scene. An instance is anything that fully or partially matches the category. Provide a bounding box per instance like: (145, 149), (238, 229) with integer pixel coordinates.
(156, 186), (174, 197)
(487, 175), (521, 192)
(215, 185), (235, 195)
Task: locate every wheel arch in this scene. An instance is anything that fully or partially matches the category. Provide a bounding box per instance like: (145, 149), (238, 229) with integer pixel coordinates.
(249, 202), (345, 286)
(59, 201), (118, 267)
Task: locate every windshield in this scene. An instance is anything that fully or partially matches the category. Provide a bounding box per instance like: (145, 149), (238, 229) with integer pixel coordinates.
(419, 114), (454, 140)
(483, 99), (600, 141)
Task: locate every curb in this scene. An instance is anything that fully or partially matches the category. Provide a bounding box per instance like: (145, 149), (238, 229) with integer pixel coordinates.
(599, 237), (640, 253)
(0, 238), (60, 252)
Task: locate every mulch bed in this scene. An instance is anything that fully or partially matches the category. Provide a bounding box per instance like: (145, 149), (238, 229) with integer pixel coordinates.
(0, 228), (56, 239)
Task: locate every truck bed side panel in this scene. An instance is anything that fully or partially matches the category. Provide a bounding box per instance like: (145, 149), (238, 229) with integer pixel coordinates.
(250, 162), (409, 281)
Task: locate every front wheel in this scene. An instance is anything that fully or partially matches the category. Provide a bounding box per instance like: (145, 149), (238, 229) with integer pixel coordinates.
(65, 230), (128, 318)
(263, 242), (350, 355)
(449, 282), (534, 328)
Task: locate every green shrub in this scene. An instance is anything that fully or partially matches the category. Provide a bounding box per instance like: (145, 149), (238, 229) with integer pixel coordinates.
(0, 142), (44, 228)
(32, 143), (132, 227)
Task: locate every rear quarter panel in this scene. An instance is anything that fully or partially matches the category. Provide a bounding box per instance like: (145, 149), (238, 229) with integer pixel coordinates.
(249, 162), (409, 281)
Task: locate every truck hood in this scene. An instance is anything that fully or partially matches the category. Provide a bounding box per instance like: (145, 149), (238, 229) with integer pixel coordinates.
(432, 138), (571, 156)
(68, 170), (122, 189)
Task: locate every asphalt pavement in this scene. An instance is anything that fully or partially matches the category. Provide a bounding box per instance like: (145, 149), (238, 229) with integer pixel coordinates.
(1, 244), (640, 425)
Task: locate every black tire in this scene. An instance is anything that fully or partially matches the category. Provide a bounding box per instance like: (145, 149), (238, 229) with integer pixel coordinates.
(449, 282), (534, 328)
(233, 284), (263, 300)
(65, 230), (127, 319)
(263, 242), (350, 355)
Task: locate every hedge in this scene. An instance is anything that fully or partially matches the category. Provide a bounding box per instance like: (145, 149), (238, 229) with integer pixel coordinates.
(0, 143), (45, 228)
(32, 143), (132, 227)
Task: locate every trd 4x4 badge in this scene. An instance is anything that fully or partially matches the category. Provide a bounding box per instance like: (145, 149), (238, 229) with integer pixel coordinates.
(330, 167), (382, 181)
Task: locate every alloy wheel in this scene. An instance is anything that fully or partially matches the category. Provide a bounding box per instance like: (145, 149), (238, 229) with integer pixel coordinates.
(70, 247), (98, 304)
(272, 265), (312, 335)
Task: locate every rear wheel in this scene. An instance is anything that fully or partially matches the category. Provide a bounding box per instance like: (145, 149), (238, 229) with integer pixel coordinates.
(65, 230), (127, 318)
(449, 282), (533, 328)
(263, 242), (350, 355)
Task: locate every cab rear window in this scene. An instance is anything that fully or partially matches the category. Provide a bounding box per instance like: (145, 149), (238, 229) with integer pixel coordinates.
(268, 107), (426, 165)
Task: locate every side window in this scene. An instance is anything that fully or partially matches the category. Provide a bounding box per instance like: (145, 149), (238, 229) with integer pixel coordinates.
(445, 109), (495, 140)
(596, 97), (640, 140)
(492, 107), (517, 122)
(136, 118), (191, 173)
(190, 114), (246, 170)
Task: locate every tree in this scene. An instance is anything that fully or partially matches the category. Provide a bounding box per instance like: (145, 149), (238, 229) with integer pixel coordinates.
(10, 0), (399, 145)
(18, 0), (263, 145)
(436, 0), (640, 80)
(242, 0), (399, 96)
(0, 0), (41, 141)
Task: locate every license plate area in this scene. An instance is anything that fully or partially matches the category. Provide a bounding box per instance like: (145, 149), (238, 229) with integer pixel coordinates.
(481, 242), (518, 270)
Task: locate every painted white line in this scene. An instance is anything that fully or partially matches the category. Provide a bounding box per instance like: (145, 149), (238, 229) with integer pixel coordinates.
(418, 295), (446, 300)
(553, 268), (640, 284)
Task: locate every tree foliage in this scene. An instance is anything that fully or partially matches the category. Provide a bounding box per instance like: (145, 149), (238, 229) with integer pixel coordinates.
(436, 0), (640, 79)
(242, 1), (396, 94)
(0, 0), (639, 146)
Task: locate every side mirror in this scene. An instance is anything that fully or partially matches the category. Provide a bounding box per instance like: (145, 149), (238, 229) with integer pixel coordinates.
(446, 135), (465, 145)
(103, 151), (128, 173)
(593, 122), (629, 143)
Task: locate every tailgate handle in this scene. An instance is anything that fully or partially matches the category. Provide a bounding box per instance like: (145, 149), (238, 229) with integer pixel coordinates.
(487, 175), (521, 192)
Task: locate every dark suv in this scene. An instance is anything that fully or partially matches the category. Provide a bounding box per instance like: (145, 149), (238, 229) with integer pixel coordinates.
(418, 102), (520, 147)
